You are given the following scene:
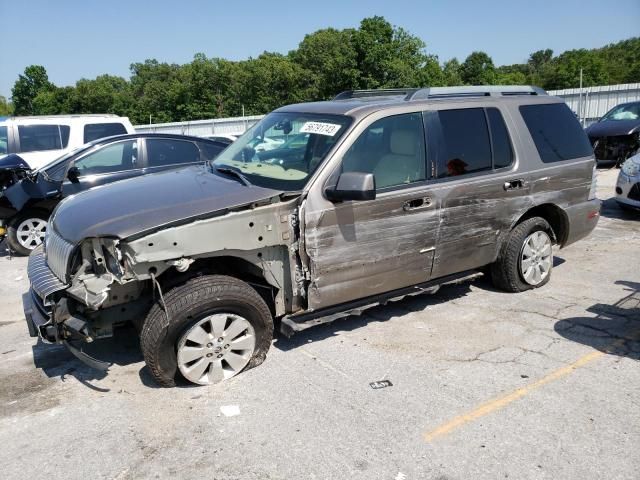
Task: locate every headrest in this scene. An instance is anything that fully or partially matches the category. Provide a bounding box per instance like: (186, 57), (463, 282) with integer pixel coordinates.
(389, 129), (417, 156)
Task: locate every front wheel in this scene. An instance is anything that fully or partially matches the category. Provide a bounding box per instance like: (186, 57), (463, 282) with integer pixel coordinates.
(6, 210), (49, 256)
(140, 275), (274, 387)
(491, 217), (554, 293)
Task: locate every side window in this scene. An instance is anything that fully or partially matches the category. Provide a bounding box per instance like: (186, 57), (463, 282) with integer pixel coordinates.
(18, 124), (69, 152)
(0, 126), (8, 154)
(146, 139), (201, 167)
(519, 103), (593, 163)
(84, 123), (128, 143)
(199, 141), (225, 161)
(435, 108), (492, 178)
(487, 108), (514, 169)
(341, 113), (426, 189)
(73, 140), (138, 176)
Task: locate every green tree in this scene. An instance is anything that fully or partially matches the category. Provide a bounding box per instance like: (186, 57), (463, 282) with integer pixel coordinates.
(442, 58), (463, 85)
(460, 52), (496, 85)
(290, 27), (359, 99)
(11, 65), (54, 115)
(0, 95), (12, 116)
(352, 16), (432, 89)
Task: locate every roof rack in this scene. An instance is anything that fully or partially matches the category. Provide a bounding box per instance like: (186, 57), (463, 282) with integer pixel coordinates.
(333, 88), (419, 100)
(333, 85), (547, 101)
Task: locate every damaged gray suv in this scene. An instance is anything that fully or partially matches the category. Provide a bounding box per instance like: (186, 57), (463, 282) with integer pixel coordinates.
(24, 86), (601, 386)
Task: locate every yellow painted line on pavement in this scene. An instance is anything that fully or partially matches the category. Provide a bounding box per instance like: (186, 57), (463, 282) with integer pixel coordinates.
(424, 332), (639, 442)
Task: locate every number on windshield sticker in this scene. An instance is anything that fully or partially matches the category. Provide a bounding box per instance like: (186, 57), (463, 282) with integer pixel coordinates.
(300, 122), (342, 137)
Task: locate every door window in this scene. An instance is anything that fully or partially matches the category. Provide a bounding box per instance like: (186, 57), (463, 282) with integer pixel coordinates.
(72, 140), (138, 176)
(435, 108), (492, 178)
(487, 108), (514, 169)
(341, 113), (426, 189)
(0, 126), (7, 154)
(146, 139), (200, 167)
(83, 123), (128, 143)
(18, 124), (70, 152)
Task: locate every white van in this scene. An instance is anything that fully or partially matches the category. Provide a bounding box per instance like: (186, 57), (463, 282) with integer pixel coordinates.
(0, 115), (135, 169)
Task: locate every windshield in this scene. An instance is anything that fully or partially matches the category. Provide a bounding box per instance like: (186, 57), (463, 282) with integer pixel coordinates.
(213, 112), (352, 190)
(601, 102), (640, 121)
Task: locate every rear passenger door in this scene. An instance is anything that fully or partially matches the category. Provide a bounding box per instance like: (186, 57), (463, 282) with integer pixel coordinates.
(142, 138), (204, 174)
(425, 106), (532, 279)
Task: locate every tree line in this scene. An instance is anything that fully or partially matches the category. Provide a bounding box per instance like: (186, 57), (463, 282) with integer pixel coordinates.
(3, 16), (639, 124)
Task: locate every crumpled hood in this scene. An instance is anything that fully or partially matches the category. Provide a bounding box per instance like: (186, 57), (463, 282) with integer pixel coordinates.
(586, 119), (640, 138)
(52, 165), (283, 244)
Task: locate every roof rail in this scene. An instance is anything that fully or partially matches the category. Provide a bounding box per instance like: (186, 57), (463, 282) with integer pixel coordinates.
(333, 88), (419, 100)
(406, 85), (547, 100)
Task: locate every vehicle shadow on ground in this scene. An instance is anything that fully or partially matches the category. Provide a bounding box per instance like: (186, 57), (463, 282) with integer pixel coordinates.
(554, 280), (640, 360)
(600, 197), (639, 221)
(274, 279), (476, 351)
(32, 324), (143, 391)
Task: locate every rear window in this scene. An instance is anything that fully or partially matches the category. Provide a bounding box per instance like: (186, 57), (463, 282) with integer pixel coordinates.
(146, 139), (200, 167)
(18, 124), (70, 152)
(519, 103), (593, 163)
(84, 122), (128, 143)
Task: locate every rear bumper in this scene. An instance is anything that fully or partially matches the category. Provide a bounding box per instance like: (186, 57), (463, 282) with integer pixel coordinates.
(563, 199), (601, 247)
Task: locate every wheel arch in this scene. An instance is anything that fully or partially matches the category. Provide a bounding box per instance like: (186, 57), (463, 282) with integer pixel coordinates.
(159, 254), (281, 316)
(511, 203), (570, 247)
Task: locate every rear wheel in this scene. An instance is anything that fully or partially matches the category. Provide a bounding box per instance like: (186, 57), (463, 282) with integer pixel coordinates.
(140, 275), (274, 387)
(491, 217), (553, 293)
(6, 210), (49, 256)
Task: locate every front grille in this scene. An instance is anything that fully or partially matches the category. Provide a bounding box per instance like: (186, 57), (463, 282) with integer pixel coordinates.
(28, 245), (68, 304)
(44, 228), (75, 283)
(628, 183), (640, 201)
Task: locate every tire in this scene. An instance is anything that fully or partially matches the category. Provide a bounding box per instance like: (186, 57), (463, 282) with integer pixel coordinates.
(6, 209), (49, 256)
(491, 217), (554, 293)
(140, 274), (274, 387)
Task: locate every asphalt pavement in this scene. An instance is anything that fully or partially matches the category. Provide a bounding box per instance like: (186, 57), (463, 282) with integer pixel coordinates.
(0, 167), (638, 480)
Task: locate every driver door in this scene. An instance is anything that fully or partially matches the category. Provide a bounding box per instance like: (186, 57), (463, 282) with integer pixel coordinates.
(61, 139), (141, 196)
(303, 112), (440, 310)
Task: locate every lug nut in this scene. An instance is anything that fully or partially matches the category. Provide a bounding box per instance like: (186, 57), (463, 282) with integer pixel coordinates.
(217, 337), (224, 342)
(206, 342), (213, 348)
(224, 344), (230, 349)
(206, 353), (213, 358)
(216, 354), (223, 359)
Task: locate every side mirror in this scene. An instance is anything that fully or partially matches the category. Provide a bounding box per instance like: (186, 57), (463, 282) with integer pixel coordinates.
(67, 166), (80, 183)
(325, 171), (376, 202)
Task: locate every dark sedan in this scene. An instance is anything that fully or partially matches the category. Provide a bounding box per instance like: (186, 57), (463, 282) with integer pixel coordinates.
(586, 101), (640, 166)
(0, 133), (228, 255)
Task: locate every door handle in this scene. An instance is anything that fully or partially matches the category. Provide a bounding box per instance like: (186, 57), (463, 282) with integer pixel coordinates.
(503, 179), (526, 191)
(403, 196), (433, 211)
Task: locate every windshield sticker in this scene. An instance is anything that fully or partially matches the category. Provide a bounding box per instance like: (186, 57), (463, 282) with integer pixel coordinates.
(300, 122), (342, 136)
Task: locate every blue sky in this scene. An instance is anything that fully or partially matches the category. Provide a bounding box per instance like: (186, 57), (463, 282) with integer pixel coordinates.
(1, 0), (639, 98)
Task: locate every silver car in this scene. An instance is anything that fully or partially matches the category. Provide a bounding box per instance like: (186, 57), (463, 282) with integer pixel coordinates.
(616, 153), (640, 211)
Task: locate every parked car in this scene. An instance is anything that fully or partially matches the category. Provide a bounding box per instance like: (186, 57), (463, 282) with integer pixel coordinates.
(586, 101), (640, 166)
(24, 85), (600, 387)
(0, 115), (135, 169)
(204, 134), (238, 146)
(616, 153), (640, 211)
(1, 133), (227, 255)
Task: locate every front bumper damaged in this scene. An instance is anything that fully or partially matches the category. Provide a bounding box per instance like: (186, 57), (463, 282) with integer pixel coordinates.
(24, 246), (111, 370)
